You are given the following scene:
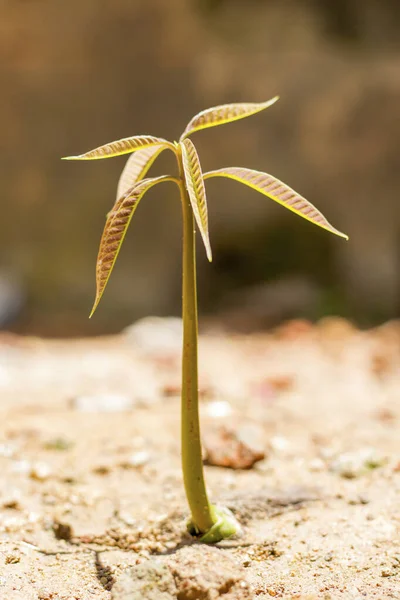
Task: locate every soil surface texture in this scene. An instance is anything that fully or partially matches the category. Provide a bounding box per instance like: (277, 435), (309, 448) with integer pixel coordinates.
(1, 317), (399, 599)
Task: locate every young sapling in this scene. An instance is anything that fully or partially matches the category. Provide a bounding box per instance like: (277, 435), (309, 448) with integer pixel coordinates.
(64, 98), (348, 542)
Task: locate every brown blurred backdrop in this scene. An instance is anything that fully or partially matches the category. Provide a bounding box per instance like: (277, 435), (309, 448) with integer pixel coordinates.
(1, 0), (399, 336)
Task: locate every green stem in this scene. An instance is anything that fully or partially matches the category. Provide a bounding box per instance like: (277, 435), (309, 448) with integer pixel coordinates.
(178, 167), (215, 535)
(176, 146), (241, 542)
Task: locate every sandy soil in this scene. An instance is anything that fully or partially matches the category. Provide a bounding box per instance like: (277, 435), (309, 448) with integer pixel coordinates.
(0, 318), (400, 599)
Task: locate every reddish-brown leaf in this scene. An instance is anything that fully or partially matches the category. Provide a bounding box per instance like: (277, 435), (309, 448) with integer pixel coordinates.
(180, 97), (279, 140)
(180, 139), (212, 261)
(63, 136), (174, 160)
(204, 167), (348, 240)
(90, 175), (178, 316)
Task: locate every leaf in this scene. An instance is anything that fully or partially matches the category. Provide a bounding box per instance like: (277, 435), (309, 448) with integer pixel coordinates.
(63, 135), (174, 160)
(180, 97), (279, 140)
(117, 144), (172, 199)
(90, 175), (178, 317)
(204, 167), (348, 240)
(180, 138), (212, 261)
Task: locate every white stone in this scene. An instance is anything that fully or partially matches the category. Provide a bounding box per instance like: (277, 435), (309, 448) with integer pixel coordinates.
(30, 462), (52, 481)
(205, 400), (232, 418)
(127, 451), (150, 467)
(270, 435), (290, 452)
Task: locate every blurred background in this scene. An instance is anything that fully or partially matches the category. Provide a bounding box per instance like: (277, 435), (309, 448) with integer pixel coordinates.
(0, 0), (399, 337)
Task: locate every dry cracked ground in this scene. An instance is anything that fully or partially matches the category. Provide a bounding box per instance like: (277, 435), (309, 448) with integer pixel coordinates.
(0, 317), (400, 599)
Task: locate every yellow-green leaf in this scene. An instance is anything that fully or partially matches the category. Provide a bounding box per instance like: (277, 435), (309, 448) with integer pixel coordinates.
(117, 143), (173, 199)
(204, 167), (348, 240)
(180, 97), (279, 140)
(180, 138), (212, 261)
(90, 175), (178, 317)
(63, 135), (174, 161)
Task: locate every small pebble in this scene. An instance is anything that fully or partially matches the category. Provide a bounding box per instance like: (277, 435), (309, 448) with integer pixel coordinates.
(348, 494), (370, 505)
(126, 451), (150, 468)
(5, 554), (20, 564)
(2, 488), (22, 510)
(53, 521), (73, 541)
(37, 588), (53, 600)
(205, 400), (232, 418)
(270, 436), (290, 453)
(94, 464), (112, 476)
(203, 424), (265, 469)
(165, 541), (176, 550)
(330, 448), (386, 479)
(30, 462), (52, 481)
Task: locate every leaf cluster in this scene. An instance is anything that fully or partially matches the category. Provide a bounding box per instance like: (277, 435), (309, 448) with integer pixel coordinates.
(63, 98), (348, 316)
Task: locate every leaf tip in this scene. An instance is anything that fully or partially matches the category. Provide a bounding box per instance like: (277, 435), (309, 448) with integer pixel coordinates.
(336, 230), (349, 241)
(89, 302), (98, 319)
(263, 95), (280, 109)
(62, 155), (86, 161)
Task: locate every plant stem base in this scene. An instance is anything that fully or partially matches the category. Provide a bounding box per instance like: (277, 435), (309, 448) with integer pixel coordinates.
(187, 505), (242, 544)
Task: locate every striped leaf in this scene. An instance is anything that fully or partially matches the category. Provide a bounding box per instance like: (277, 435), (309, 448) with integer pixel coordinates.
(180, 97), (279, 140)
(63, 135), (174, 161)
(117, 144), (172, 199)
(180, 138), (212, 261)
(204, 167), (348, 240)
(90, 175), (177, 317)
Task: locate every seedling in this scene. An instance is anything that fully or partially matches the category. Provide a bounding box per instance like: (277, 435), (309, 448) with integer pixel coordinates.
(64, 99), (348, 542)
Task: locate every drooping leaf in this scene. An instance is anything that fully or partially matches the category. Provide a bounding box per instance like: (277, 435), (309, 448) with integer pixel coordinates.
(180, 138), (212, 261)
(63, 135), (174, 161)
(90, 175), (178, 317)
(180, 97), (279, 140)
(117, 143), (172, 199)
(204, 167), (348, 240)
